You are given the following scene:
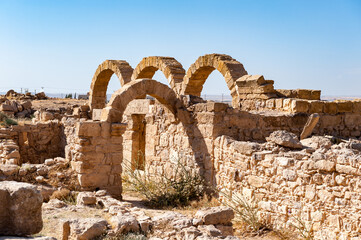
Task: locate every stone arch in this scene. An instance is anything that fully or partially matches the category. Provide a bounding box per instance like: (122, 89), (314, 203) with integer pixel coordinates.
(131, 56), (185, 93)
(89, 60), (134, 110)
(101, 79), (180, 122)
(181, 54), (248, 104)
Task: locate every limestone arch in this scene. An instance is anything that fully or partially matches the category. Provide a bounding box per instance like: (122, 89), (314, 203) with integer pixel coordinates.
(101, 79), (180, 123)
(181, 54), (248, 105)
(131, 56), (186, 94)
(100, 78), (214, 186)
(89, 60), (134, 110)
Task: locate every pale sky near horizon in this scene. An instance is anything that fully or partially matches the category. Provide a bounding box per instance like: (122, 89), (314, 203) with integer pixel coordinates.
(0, 0), (360, 97)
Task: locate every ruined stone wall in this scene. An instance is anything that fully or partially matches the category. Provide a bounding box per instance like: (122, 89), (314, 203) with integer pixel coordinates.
(65, 120), (124, 198)
(240, 97), (361, 114)
(213, 135), (361, 239)
(119, 100), (361, 188)
(0, 121), (65, 165)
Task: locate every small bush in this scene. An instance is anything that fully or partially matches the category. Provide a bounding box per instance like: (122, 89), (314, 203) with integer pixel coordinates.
(220, 191), (268, 235)
(289, 213), (314, 240)
(123, 155), (208, 208)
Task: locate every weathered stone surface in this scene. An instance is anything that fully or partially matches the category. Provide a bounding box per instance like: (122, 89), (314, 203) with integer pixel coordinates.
(266, 130), (302, 149)
(0, 181), (43, 236)
(314, 160), (336, 172)
(62, 218), (107, 240)
(300, 113), (320, 140)
(76, 192), (96, 206)
(301, 136), (332, 149)
(152, 212), (192, 231)
(110, 214), (139, 234)
(198, 224), (222, 237)
(194, 207), (234, 225)
(231, 141), (260, 155)
(0, 164), (19, 176)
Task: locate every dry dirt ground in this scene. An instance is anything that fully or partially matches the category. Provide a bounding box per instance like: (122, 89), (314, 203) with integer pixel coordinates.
(31, 99), (88, 111)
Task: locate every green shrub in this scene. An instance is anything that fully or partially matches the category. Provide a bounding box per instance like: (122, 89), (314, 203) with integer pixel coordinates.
(123, 154), (207, 208)
(5, 118), (18, 126)
(65, 93), (73, 99)
(0, 113), (18, 127)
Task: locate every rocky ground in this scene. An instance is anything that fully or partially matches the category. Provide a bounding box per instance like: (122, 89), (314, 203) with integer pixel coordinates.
(37, 190), (287, 240)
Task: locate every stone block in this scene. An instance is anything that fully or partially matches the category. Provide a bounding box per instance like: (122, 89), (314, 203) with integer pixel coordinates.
(323, 102), (337, 114)
(206, 102), (228, 112)
(236, 75), (266, 87)
(62, 218), (107, 240)
(77, 192), (97, 205)
(300, 113), (320, 140)
(237, 84), (275, 94)
(265, 99), (275, 109)
(111, 123), (127, 136)
(291, 99), (310, 113)
(109, 215), (140, 234)
(248, 175), (264, 187)
(231, 141), (260, 155)
(77, 121), (101, 137)
(275, 98), (283, 109)
(315, 160), (336, 172)
(0, 181), (43, 236)
(352, 101), (361, 113)
(311, 90), (321, 100)
(283, 169), (297, 181)
(337, 101), (353, 113)
(194, 206), (234, 225)
(92, 109), (103, 121)
(296, 89), (312, 100)
(309, 101), (324, 113)
(78, 173), (109, 188)
(283, 98), (292, 111)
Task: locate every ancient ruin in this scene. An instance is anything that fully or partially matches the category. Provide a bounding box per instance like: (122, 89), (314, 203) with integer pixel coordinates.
(1, 53), (361, 239)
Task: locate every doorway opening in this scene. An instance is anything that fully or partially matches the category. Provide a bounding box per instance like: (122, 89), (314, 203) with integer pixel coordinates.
(131, 114), (146, 170)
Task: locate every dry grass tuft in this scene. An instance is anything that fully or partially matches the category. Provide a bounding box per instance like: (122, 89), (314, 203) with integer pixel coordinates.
(50, 188), (77, 205)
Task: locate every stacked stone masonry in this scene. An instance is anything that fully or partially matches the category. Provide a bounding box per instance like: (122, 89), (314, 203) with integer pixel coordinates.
(0, 121), (65, 165)
(214, 135), (361, 239)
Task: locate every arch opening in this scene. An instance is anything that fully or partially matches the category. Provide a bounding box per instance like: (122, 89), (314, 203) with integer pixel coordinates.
(181, 54), (248, 106)
(89, 60), (133, 110)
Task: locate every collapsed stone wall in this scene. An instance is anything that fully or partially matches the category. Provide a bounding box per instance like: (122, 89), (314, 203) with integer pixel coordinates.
(213, 135), (361, 239)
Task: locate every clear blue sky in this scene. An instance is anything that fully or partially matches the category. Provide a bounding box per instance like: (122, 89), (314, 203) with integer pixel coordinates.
(0, 0), (360, 97)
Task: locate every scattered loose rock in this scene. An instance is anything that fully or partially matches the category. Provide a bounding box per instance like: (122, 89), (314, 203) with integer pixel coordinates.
(266, 130), (302, 149)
